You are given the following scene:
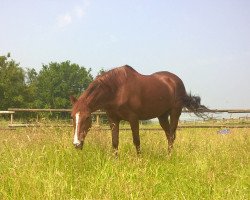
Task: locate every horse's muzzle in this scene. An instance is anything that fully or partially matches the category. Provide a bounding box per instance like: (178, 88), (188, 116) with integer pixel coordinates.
(74, 142), (83, 150)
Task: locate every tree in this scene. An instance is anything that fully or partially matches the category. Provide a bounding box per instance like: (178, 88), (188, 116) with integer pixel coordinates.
(0, 53), (94, 111)
(25, 68), (38, 108)
(35, 61), (93, 108)
(97, 68), (106, 76)
(0, 54), (27, 110)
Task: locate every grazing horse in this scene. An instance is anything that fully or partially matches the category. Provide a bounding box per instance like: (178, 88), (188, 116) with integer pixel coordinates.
(70, 65), (207, 154)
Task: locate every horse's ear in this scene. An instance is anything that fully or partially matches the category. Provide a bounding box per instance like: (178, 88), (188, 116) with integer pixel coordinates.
(70, 96), (77, 105)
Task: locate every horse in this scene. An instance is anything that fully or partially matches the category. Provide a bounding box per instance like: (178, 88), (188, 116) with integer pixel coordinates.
(70, 65), (207, 155)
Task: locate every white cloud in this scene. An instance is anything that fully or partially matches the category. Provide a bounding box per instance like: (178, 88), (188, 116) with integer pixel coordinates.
(57, 13), (72, 28)
(56, 1), (91, 28)
(74, 6), (85, 18)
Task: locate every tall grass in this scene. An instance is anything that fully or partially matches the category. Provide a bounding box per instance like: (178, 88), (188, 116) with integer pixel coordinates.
(0, 125), (249, 199)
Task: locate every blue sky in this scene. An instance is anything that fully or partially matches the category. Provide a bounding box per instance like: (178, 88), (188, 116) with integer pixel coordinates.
(1, 0), (250, 109)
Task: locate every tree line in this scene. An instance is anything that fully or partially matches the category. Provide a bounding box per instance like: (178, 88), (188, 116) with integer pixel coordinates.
(0, 53), (95, 111)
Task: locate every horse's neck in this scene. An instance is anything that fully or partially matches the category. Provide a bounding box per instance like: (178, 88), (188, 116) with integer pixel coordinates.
(85, 87), (113, 112)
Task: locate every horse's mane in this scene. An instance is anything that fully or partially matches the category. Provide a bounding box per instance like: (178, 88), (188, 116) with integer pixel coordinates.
(76, 65), (137, 109)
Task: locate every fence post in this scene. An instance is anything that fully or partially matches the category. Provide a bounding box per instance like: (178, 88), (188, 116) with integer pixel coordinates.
(96, 114), (100, 126)
(10, 113), (14, 125)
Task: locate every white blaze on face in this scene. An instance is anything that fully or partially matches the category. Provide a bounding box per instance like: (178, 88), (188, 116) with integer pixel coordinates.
(73, 112), (81, 145)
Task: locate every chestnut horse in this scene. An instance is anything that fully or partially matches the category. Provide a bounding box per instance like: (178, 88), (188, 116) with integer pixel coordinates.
(70, 65), (207, 154)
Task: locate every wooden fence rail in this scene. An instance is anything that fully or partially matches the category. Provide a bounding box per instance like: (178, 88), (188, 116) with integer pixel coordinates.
(3, 108), (250, 129)
(0, 111), (15, 129)
(8, 108), (250, 113)
(6, 108), (106, 128)
(8, 108), (105, 114)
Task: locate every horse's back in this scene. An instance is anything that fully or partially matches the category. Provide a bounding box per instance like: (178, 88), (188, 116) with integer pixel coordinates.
(119, 70), (186, 119)
(139, 71), (186, 98)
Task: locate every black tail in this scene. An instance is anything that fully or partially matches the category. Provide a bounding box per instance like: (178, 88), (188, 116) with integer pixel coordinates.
(183, 93), (210, 118)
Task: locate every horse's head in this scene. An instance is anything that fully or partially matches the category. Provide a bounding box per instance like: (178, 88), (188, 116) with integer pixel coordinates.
(70, 96), (92, 150)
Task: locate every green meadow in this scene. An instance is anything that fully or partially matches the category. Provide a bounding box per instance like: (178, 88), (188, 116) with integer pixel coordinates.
(0, 125), (249, 199)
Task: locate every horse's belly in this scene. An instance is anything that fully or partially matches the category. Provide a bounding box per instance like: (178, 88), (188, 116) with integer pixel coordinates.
(108, 101), (169, 121)
(125, 90), (174, 119)
(136, 106), (170, 120)
(131, 98), (172, 119)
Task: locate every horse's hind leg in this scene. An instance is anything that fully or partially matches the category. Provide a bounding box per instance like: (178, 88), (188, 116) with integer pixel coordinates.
(158, 113), (172, 153)
(159, 108), (181, 153)
(169, 108), (182, 152)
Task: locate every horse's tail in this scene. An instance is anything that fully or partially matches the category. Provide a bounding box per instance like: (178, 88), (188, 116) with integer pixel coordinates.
(183, 93), (210, 118)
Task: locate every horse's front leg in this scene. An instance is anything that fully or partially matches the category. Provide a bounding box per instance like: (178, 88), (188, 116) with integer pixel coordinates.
(108, 118), (120, 157)
(129, 119), (141, 154)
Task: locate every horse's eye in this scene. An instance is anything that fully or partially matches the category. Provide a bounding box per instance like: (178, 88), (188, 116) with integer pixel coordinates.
(85, 116), (90, 120)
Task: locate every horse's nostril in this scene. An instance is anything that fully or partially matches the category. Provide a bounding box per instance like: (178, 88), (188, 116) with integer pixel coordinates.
(74, 142), (83, 150)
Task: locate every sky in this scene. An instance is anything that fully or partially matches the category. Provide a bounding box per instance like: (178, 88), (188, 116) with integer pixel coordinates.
(1, 0), (250, 110)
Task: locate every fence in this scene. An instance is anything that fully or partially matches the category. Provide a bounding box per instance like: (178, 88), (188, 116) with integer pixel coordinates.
(2, 108), (250, 129)
(6, 108), (106, 128)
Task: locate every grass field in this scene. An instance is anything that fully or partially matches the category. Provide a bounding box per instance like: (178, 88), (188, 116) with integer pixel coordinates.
(0, 124), (249, 199)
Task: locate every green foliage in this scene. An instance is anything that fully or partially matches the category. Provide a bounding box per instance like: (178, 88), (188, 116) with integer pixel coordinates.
(97, 67), (106, 76)
(25, 68), (38, 108)
(35, 61), (93, 108)
(0, 54), (27, 110)
(0, 53), (93, 110)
